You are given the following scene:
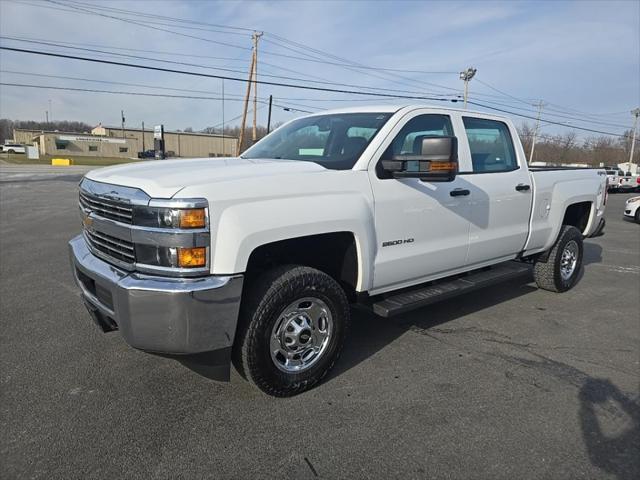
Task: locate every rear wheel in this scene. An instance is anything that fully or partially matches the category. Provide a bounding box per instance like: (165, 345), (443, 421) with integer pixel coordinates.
(233, 265), (350, 396)
(533, 225), (583, 292)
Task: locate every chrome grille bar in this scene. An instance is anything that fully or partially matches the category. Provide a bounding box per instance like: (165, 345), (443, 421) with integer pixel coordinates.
(84, 230), (135, 263)
(79, 191), (133, 223)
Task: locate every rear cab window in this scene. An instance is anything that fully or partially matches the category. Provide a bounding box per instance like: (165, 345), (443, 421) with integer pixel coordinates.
(462, 117), (518, 173)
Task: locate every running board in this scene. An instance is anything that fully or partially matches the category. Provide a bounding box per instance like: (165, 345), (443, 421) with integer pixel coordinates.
(372, 262), (531, 318)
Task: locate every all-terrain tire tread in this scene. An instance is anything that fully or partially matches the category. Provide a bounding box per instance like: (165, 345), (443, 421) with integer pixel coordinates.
(232, 265), (349, 397)
(533, 225), (583, 292)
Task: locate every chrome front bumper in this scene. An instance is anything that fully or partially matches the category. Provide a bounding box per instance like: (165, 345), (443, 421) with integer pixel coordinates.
(69, 235), (243, 355)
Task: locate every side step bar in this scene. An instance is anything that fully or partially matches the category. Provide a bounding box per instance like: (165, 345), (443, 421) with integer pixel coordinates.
(372, 262), (531, 318)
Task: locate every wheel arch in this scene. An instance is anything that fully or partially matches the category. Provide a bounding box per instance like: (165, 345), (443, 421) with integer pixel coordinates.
(243, 232), (362, 299)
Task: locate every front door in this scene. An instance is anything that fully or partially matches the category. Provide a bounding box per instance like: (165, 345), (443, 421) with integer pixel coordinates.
(369, 112), (473, 293)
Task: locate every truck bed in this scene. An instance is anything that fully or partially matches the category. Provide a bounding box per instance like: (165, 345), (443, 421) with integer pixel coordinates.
(524, 167), (607, 254)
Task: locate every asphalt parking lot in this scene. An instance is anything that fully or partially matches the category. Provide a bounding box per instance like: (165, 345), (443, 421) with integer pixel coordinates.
(1, 166), (638, 480)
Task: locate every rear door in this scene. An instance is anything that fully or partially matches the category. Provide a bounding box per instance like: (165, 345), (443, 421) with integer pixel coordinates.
(457, 115), (533, 266)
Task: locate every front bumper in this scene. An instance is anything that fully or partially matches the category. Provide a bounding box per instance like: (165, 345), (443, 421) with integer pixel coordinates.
(69, 235), (243, 355)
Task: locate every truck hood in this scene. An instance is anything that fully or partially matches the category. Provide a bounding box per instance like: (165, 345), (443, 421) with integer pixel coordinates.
(84, 157), (327, 198)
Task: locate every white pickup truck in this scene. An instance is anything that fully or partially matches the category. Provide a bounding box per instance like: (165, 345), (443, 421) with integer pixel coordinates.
(69, 106), (607, 396)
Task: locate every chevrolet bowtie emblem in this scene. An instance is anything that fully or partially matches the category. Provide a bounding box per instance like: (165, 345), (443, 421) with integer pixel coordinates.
(82, 215), (93, 228)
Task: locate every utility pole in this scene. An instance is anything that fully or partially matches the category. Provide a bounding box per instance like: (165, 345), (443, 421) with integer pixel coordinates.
(252, 31), (263, 144)
(141, 121), (145, 151)
(267, 95), (273, 133)
(627, 107), (640, 174)
(48, 99), (52, 122)
(459, 67), (476, 109)
(237, 52), (255, 156)
(45, 110), (49, 124)
(529, 100), (546, 164)
(121, 110), (125, 138)
(221, 79), (225, 156)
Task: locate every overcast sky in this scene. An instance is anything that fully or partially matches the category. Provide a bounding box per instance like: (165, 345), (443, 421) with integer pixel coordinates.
(0, 0), (638, 138)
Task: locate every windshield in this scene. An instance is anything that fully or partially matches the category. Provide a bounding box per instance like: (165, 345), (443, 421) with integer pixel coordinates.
(241, 112), (393, 170)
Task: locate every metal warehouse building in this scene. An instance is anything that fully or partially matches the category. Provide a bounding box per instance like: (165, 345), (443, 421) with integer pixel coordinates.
(13, 124), (238, 158)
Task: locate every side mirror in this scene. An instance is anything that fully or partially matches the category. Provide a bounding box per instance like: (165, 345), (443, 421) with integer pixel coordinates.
(381, 136), (458, 181)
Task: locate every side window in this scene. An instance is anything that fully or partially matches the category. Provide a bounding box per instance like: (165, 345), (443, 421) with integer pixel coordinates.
(383, 114), (453, 158)
(463, 117), (517, 173)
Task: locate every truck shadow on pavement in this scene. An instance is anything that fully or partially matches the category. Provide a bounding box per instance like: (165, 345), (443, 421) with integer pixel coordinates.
(578, 378), (640, 480)
(332, 240), (602, 383)
(331, 277), (539, 380)
(583, 241), (603, 266)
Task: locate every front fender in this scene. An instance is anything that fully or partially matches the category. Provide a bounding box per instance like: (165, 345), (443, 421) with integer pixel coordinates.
(211, 193), (376, 292)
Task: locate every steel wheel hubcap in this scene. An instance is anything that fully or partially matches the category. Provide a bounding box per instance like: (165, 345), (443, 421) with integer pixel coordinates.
(560, 240), (579, 281)
(270, 297), (333, 373)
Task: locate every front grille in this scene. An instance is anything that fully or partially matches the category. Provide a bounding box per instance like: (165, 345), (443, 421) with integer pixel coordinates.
(79, 190), (133, 224)
(84, 229), (136, 264)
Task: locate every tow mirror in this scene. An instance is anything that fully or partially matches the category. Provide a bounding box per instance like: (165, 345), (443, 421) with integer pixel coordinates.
(381, 136), (458, 181)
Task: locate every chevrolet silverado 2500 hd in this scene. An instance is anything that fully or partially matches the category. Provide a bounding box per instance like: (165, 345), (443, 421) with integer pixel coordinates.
(69, 106), (607, 396)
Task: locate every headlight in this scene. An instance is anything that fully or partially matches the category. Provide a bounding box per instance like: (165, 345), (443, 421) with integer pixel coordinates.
(626, 196), (640, 204)
(133, 206), (207, 229)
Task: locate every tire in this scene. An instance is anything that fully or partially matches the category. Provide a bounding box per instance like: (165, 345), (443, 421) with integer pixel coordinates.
(635, 209), (640, 223)
(533, 225), (583, 292)
(7, 149), (14, 154)
(233, 265), (350, 397)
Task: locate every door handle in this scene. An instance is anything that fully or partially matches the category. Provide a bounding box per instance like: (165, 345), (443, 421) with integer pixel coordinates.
(450, 188), (470, 197)
(515, 184), (531, 191)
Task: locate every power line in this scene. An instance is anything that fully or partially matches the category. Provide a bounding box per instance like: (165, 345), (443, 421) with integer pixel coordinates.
(0, 69), (409, 111)
(0, 82), (316, 113)
(0, 37), (461, 98)
(475, 77), (633, 125)
(461, 92), (632, 129)
(0, 69), (245, 98)
(17, 0), (633, 124)
(46, 0), (255, 32)
(25, 0), (457, 76)
(466, 99), (625, 137)
(42, 0), (252, 52)
(2, 45), (628, 138)
(37, 0), (463, 97)
(0, 46), (460, 103)
(474, 78), (535, 107)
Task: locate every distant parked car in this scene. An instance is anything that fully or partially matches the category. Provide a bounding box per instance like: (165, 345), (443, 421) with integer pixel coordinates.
(604, 168), (624, 192)
(137, 150), (156, 159)
(618, 174), (640, 193)
(623, 196), (640, 222)
(0, 143), (26, 154)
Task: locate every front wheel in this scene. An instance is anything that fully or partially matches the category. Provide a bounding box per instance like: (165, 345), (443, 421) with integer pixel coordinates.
(533, 225), (584, 292)
(233, 265), (350, 396)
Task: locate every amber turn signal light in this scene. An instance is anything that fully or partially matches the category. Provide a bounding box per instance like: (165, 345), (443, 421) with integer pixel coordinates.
(429, 161), (457, 172)
(178, 247), (207, 268)
(179, 208), (206, 229)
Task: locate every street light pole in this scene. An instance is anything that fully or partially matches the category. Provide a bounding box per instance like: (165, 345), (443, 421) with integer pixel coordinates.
(627, 107), (640, 174)
(459, 67), (476, 109)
